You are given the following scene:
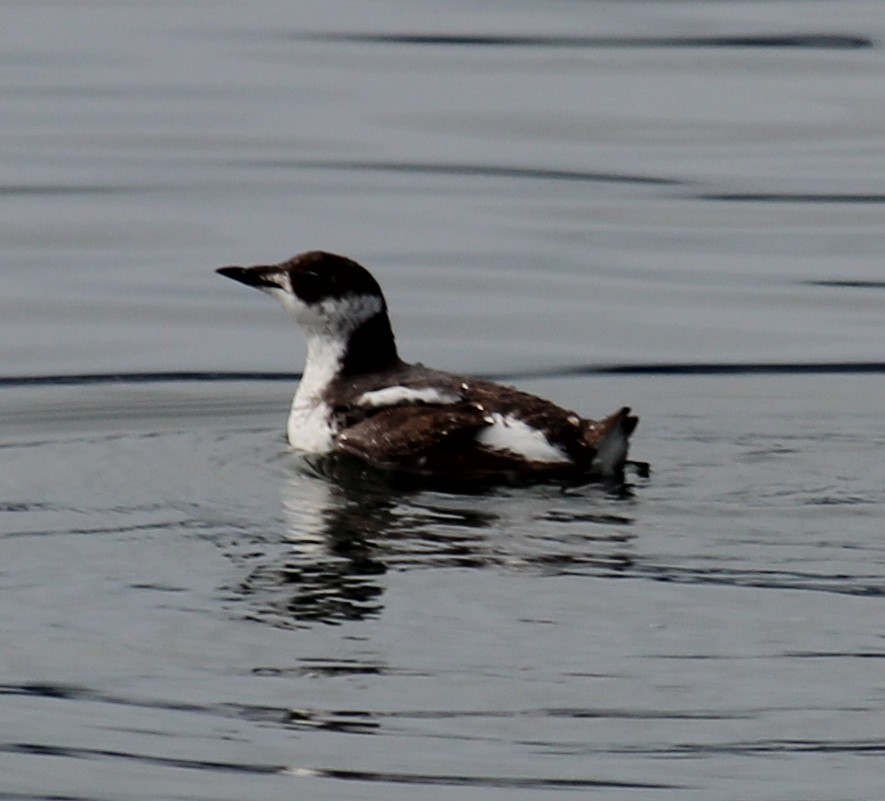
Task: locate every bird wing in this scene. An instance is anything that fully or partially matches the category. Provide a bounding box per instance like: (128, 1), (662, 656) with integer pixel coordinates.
(330, 373), (637, 480)
(335, 404), (490, 472)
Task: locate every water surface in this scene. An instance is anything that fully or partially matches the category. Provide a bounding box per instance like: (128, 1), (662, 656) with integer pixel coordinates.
(2, 2), (885, 799)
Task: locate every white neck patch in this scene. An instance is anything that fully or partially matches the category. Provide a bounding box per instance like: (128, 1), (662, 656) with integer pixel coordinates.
(286, 334), (344, 452)
(285, 293), (385, 402)
(268, 289), (384, 453)
(264, 286), (384, 341)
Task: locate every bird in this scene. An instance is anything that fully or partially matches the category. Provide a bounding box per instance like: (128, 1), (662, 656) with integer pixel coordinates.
(217, 250), (638, 484)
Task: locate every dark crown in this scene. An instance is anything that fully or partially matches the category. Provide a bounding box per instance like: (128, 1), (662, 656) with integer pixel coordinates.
(282, 251), (386, 306)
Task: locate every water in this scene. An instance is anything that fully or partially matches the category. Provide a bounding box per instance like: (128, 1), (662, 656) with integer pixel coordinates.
(2, 2), (885, 799)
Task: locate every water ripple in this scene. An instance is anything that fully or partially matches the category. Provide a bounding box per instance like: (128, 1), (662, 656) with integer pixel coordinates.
(628, 564), (885, 598)
(297, 32), (872, 50)
(3, 360), (885, 388)
(0, 184), (149, 197)
(237, 158), (681, 186)
(0, 742), (281, 775)
(283, 766), (682, 790)
(702, 192), (885, 203)
(804, 280), (885, 289)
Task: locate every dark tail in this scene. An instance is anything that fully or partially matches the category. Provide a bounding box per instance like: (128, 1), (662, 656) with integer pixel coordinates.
(587, 407), (637, 477)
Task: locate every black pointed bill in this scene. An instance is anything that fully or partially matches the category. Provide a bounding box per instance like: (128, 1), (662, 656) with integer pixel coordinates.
(216, 265), (284, 290)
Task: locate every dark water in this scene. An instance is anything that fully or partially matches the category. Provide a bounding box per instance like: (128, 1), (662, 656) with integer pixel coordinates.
(2, 3), (885, 799)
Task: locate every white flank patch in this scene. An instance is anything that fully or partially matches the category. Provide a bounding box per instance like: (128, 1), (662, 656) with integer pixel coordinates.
(475, 413), (569, 463)
(357, 386), (459, 408)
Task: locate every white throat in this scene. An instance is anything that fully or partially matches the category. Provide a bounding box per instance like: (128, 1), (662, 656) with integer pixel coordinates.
(267, 289), (384, 452)
(294, 333), (346, 407)
(286, 333), (346, 452)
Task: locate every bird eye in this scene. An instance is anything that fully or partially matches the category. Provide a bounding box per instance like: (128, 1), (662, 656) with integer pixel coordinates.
(291, 268), (329, 302)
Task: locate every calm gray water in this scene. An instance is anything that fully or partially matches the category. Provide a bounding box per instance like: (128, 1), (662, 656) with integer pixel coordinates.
(2, 2), (885, 799)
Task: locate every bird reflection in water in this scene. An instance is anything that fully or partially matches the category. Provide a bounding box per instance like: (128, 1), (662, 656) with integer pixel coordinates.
(234, 454), (639, 627)
(234, 454), (501, 626)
